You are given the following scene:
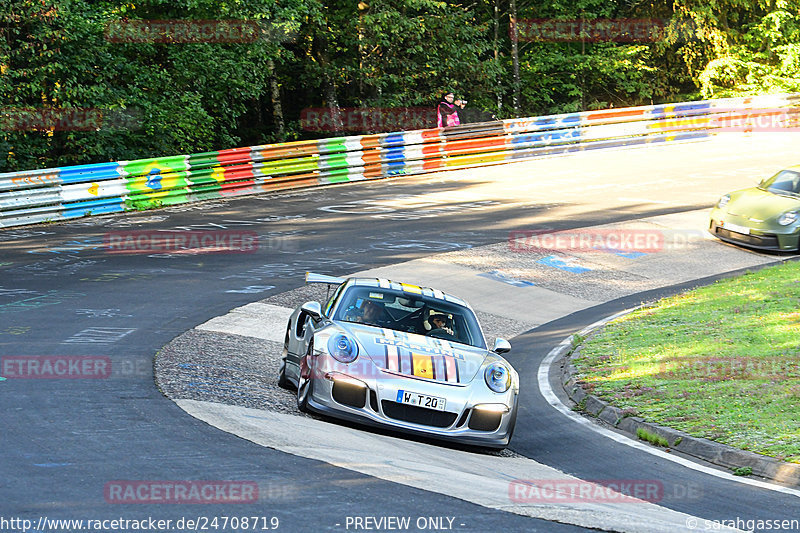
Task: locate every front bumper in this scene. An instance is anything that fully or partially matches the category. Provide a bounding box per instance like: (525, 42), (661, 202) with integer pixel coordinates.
(305, 364), (518, 449)
(708, 212), (800, 252)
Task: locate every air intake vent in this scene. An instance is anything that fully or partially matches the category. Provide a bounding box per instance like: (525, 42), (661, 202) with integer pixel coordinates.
(331, 381), (367, 408)
(468, 410), (502, 431)
(381, 401), (458, 428)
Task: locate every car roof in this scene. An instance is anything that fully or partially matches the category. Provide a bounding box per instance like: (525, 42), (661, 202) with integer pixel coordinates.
(346, 277), (470, 308)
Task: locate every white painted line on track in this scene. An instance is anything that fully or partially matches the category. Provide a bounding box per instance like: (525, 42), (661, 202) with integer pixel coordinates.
(537, 310), (800, 499)
(176, 398), (720, 533)
(197, 302), (292, 342)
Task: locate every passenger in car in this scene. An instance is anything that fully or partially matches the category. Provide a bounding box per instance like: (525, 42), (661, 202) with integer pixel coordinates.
(426, 311), (455, 336)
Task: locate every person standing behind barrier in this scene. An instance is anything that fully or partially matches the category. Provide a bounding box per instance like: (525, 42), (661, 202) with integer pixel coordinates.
(437, 92), (465, 128)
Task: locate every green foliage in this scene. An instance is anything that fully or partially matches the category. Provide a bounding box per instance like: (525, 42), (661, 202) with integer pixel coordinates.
(0, 0), (282, 170)
(516, 44), (660, 116)
(637, 428), (670, 448)
(670, 0), (800, 97)
(2, 0), (798, 171)
(571, 333), (585, 347)
(573, 397), (588, 411)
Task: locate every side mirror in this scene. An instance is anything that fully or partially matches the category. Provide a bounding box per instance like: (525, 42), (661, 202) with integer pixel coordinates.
(493, 338), (511, 354)
(300, 301), (322, 321)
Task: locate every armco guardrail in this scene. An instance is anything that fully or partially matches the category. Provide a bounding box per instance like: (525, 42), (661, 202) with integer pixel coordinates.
(2, 93), (799, 228)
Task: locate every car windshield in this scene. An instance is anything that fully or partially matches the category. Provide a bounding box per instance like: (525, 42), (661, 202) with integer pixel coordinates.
(760, 170), (800, 197)
(333, 286), (486, 349)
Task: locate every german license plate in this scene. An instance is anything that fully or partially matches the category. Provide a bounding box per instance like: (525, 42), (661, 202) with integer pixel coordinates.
(722, 222), (750, 235)
(396, 390), (446, 411)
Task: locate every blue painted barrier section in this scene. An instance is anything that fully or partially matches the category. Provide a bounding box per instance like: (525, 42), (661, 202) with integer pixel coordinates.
(62, 197), (126, 219)
(59, 162), (122, 185)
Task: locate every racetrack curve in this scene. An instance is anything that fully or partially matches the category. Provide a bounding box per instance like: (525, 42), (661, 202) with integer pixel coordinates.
(2, 133), (800, 533)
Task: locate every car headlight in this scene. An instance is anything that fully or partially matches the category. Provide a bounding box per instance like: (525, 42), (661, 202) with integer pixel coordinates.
(717, 194), (730, 209)
(484, 362), (511, 393)
(778, 212), (798, 226)
(328, 333), (358, 363)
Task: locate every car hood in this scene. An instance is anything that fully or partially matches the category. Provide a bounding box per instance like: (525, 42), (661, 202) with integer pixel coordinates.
(725, 187), (800, 220)
(339, 322), (490, 384)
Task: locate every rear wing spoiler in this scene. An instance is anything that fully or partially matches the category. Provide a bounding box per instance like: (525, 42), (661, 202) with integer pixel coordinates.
(306, 272), (345, 301)
(305, 272), (346, 285)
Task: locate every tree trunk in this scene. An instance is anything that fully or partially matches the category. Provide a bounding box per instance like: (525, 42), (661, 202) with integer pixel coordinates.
(323, 74), (344, 134)
(494, 0), (503, 115)
(509, 0), (520, 117)
(314, 26), (344, 135)
(266, 59), (285, 141)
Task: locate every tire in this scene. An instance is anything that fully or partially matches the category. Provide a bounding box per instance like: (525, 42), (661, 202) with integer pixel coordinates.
(277, 327), (292, 390)
(297, 339), (314, 413)
(277, 360), (291, 390)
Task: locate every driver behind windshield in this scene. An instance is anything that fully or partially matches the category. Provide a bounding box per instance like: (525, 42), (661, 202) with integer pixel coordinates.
(426, 311), (455, 336)
(346, 298), (391, 327)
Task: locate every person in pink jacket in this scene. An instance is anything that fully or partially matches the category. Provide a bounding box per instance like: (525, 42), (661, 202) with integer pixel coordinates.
(437, 92), (465, 128)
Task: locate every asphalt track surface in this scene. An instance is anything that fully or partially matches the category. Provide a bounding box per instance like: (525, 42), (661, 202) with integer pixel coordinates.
(2, 135), (800, 532)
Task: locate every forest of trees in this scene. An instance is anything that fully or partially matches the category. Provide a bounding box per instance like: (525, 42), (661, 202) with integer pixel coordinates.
(1, 0), (800, 171)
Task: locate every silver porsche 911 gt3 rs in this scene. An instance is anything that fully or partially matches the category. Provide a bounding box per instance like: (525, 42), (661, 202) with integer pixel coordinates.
(277, 273), (520, 449)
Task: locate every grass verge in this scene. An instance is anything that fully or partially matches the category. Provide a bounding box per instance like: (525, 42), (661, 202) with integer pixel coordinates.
(573, 260), (800, 463)
(636, 428), (670, 448)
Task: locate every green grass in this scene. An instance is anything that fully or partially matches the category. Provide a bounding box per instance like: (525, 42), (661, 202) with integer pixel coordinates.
(571, 333), (585, 348)
(637, 428), (670, 448)
(573, 261), (800, 463)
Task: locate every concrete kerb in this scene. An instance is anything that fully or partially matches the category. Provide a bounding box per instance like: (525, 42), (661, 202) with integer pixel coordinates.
(555, 308), (800, 488)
